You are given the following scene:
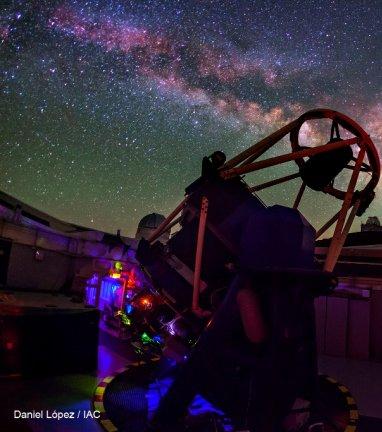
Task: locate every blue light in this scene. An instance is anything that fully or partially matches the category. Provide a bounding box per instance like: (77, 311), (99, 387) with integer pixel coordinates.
(100, 279), (121, 301)
(152, 335), (162, 344)
(125, 304), (134, 314)
(85, 286), (97, 306)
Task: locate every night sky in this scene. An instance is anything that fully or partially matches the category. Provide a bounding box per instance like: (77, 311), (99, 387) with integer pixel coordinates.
(0, 0), (381, 236)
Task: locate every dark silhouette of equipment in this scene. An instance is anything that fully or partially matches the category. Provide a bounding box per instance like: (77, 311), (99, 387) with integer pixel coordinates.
(300, 139), (353, 191)
(137, 170), (335, 431)
(118, 109), (380, 431)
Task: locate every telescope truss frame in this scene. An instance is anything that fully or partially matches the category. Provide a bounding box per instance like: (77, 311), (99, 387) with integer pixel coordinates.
(147, 109), (380, 314)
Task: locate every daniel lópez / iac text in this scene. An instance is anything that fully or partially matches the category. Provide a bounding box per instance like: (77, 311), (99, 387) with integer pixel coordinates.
(14, 410), (101, 420)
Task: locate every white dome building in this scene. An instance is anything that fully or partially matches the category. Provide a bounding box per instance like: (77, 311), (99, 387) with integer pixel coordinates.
(135, 213), (170, 243)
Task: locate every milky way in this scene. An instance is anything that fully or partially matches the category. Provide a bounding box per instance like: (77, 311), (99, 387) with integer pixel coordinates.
(0, 0), (381, 235)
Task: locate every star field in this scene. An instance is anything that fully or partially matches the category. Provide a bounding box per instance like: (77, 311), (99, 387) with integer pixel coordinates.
(0, 0), (381, 235)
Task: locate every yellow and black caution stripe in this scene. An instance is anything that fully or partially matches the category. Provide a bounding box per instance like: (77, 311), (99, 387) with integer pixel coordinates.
(323, 375), (359, 432)
(93, 370), (121, 432)
(93, 367), (359, 432)
(92, 357), (161, 432)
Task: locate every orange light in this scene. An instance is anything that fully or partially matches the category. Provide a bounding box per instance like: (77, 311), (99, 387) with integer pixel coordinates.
(110, 272), (121, 279)
(138, 296), (153, 310)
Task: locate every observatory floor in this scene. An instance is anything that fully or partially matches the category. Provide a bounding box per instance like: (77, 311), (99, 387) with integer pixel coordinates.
(0, 328), (132, 432)
(0, 330), (381, 431)
(318, 355), (382, 422)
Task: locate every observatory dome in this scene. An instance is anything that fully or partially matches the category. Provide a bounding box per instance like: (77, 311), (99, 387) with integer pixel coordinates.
(136, 213), (169, 243)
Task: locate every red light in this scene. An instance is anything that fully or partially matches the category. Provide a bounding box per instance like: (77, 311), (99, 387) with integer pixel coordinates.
(5, 341), (15, 350)
(127, 269), (137, 288)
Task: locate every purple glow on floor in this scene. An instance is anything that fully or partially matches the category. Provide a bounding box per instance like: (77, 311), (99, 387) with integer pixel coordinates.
(146, 376), (234, 431)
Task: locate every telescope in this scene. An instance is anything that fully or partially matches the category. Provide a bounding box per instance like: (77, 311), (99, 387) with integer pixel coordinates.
(113, 109), (380, 431)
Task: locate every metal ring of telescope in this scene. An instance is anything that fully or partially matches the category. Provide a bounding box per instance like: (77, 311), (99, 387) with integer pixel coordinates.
(289, 109), (380, 201)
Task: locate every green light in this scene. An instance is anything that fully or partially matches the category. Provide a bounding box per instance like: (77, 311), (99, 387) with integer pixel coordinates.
(114, 261), (123, 271)
(115, 310), (131, 326)
(141, 332), (152, 344)
(121, 315), (131, 326)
